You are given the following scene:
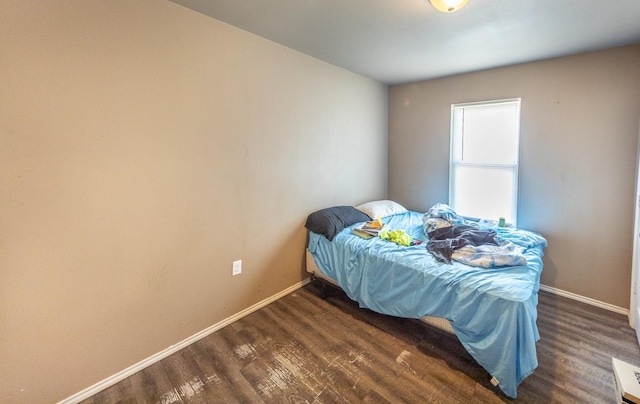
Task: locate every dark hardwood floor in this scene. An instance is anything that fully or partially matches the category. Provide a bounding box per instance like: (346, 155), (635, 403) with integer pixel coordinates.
(81, 282), (640, 403)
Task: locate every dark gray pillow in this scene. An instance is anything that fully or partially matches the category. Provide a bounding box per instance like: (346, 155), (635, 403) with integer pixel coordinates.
(305, 206), (370, 241)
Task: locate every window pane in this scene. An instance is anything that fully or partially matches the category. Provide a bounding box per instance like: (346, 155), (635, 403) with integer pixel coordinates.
(452, 103), (519, 165)
(452, 165), (515, 223)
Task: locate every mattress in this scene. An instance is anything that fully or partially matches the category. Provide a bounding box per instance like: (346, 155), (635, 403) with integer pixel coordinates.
(305, 210), (547, 398)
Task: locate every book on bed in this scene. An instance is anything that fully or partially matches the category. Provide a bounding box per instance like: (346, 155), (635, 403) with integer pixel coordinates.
(353, 220), (387, 238)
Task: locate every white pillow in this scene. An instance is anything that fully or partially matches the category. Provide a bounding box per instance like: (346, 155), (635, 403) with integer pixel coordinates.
(356, 200), (408, 219)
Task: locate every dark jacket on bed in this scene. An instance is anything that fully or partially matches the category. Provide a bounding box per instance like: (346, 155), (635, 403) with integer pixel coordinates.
(426, 225), (498, 264)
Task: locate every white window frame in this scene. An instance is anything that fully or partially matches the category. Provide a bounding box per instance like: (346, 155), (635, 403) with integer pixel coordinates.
(448, 98), (521, 226)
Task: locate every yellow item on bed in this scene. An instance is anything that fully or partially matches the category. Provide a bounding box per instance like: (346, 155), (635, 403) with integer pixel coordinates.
(379, 229), (412, 246)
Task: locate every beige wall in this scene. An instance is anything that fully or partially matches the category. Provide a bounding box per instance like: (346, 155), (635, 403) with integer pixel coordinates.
(389, 45), (640, 309)
(0, 1), (387, 402)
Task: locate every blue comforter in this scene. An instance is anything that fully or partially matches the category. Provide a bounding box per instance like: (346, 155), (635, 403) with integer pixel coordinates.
(307, 211), (547, 398)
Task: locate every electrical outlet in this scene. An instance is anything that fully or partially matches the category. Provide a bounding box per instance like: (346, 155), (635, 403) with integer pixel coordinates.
(232, 260), (242, 276)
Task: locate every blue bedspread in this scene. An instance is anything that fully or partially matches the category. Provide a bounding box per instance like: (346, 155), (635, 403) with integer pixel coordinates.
(307, 211), (547, 398)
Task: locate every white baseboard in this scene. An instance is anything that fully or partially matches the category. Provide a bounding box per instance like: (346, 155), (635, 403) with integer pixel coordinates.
(539, 284), (629, 316)
(58, 278), (311, 404)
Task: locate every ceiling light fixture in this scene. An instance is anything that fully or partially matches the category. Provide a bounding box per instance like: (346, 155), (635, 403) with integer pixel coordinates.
(429, 0), (469, 13)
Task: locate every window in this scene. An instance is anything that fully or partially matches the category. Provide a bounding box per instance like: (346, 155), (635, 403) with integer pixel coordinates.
(449, 98), (521, 225)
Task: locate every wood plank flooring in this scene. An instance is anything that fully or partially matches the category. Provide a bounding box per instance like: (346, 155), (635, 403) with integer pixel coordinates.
(81, 282), (640, 403)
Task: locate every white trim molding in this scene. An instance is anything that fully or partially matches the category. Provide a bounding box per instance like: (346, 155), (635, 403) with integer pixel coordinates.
(58, 278), (312, 404)
(540, 284), (629, 316)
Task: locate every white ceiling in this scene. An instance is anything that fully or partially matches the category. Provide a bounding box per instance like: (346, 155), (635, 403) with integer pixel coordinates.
(170, 0), (640, 85)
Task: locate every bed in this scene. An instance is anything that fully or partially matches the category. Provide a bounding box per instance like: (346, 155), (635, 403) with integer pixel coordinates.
(304, 201), (547, 398)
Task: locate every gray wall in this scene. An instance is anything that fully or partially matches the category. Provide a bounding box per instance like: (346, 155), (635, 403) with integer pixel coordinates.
(0, 1), (387, 402)
(389, 44), (640, 309)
